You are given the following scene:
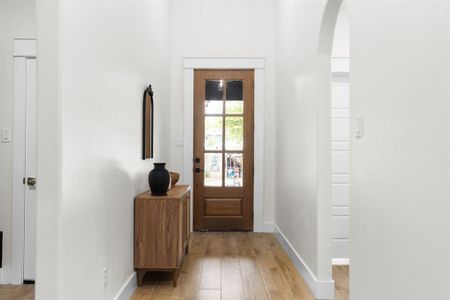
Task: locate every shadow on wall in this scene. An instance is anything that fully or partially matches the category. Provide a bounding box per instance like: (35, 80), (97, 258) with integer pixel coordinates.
(59, 158), (152, 296)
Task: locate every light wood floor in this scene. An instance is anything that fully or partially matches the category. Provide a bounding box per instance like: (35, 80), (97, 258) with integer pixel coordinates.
(0, 284), (34, 300)
(333, 265), (349, 300)
(132, 232), (349, 300)
(0, 233), (349, 300)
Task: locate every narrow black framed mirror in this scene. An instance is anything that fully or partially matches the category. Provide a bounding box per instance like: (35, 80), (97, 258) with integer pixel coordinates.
(142, 85), (154, 159)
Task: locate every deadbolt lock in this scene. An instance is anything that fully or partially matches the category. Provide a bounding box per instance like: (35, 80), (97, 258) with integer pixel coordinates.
(194, 168), (204, 173)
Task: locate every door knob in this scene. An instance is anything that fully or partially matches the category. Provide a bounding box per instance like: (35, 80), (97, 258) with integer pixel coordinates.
(194, 168), (204, 173)
(27, 177), (36, 186)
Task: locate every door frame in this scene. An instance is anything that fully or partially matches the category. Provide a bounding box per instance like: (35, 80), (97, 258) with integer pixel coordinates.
(183, 57), (269, 232)
(7, 38), (36, 284)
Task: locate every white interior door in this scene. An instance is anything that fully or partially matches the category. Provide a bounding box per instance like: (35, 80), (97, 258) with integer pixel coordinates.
(23, 58), (36, 281)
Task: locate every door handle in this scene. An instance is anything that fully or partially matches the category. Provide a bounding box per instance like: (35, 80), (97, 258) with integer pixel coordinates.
(194, 168), (204, 173)
(26, 177), (36, 186)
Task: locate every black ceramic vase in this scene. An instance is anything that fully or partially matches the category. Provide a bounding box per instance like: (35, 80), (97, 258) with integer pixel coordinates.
(148, 163), (170, 195)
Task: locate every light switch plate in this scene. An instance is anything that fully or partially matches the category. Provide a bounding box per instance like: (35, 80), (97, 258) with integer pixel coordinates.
(1, 128), (11, 143)
(175, 138), (184, 147)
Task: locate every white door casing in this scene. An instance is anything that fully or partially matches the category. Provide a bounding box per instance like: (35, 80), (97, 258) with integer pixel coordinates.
(23, 58), (37, 280)
(183, 58), (269, 232)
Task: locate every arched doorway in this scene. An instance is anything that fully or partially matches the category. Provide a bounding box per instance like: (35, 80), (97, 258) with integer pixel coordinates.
(316, 0), (350, 299)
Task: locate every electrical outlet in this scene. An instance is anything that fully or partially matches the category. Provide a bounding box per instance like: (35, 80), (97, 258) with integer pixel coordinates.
(103, 267), (108, 289)
(355, 115), (363, 138)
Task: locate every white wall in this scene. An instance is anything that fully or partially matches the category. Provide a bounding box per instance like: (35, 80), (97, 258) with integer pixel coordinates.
(331, 5), (349, 59)
(35, 0), (60, 297)
(35, 0), (276, 297)
(276, 0), (450, 299)
(275, 0), (331, 282)
(0, 0), (36, 283)
(35, 0), (171, 298)
(348, 0), (450, 299)
(168, 0), (277, 225)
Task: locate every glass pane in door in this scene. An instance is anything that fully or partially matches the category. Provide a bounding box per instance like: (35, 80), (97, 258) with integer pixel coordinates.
(225, 117), (243, 150)
(205, 153), (222, 186)
(226, 81), (243, 100)
(205, 100), (223, 114)
(225, 80), (243, 114)
(205, 116), (223, 150)
(225, 153), (243, 187)
(206, 80), (224, 100)
(226, 101), (243, 114)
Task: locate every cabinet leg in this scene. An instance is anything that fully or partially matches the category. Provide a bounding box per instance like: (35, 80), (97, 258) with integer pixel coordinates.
(173, 267), (183, 287)
(137, 270), (145, 287)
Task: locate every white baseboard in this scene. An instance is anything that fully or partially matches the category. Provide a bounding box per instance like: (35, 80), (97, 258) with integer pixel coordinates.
(254, 221), (274, 233)
(262, 222), (274, 232)
(332, 258), (349, 265)
(114, 272), (137, 300)
(273, 224), (335, 300)
(0, 267), (12, 284)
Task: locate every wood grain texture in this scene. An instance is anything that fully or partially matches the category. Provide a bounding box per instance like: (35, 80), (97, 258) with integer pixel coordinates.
(205, 198), (242, 216)
(193, 70), (254, 231)
(135, 185), (191, 286)
(333, 265), (349, 300)
(135, 197), (179, 269)
(135, 185), (191, 201)
(132, 232), (331, 300)
(0, 285), (34, 300)
(143, 90), (153, 159)
(0, 237), (348, 300)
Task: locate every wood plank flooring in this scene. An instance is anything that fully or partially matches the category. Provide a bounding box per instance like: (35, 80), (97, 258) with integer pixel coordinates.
(0, 233), (349, 300)
(0, 284), (34, 300)
(132, 232), (349, 300)
(333, 265), (349, 300)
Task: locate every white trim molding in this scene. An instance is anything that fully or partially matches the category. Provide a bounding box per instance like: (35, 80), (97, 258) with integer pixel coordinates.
(332, 258), (350, 265)
(274, 224), (336, 300)
(13, 38), (36, 58)
(183, 57), (268, 232)
(184, 57), (265, 69)
(113, 272), (137, 300)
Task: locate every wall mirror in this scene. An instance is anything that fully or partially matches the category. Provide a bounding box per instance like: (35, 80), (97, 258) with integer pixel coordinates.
(142, 85), (154, 159)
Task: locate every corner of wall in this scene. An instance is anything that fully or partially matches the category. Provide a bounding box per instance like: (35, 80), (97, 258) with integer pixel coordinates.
(273, 224), (335, 300)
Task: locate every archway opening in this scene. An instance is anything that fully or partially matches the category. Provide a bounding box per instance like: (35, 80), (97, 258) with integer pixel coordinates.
(330, 3), (350, 300)
(316, 0), (350, 299)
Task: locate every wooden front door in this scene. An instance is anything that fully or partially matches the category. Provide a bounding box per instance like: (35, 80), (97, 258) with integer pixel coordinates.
(193, 70), (254, 231)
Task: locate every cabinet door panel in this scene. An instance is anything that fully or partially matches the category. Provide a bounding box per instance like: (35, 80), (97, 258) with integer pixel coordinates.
(135, 199), (179, 268)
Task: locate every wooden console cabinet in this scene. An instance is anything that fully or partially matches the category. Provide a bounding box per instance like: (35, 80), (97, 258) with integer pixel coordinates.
(134, 185), (191, 287)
